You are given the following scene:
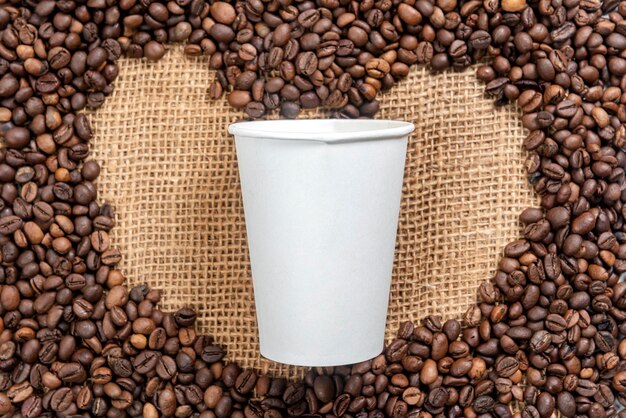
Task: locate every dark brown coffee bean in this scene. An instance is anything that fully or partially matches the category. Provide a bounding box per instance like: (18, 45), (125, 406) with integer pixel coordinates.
(0, 74), (19, 97)
(295, 52), (318, 76)
(298, 9), (320, 28)
(529, 330), (551, 353)
(572, 211), (596, 235)
(21, 395), (43, 418)
(474, 396), (496, 414)
(142, 41), (165, 61)
(495, 357), (519, 377)
(50, 387), (72, 412)
(234, 369), (257, 395)
(210, 24), (236, 43)
(313, 375), (335, 403)
(557, 392), (576, 417)
(58, 362), (87, 383)
(201, 345), (224, 363)
(0, 215), (23, 234)
(469, 30), (491, 49)
(133, 351), (159, 374)
(333, 393), (351, 416)
(428, 387), (449, 408)
(280, 101), (300, 119)
(5, 127), (31, 149)
(283, 383), (305, 405)
(545, 314), (567, 332)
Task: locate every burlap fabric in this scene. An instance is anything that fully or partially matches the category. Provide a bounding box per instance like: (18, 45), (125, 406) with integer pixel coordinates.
(89, 45), (538, 379)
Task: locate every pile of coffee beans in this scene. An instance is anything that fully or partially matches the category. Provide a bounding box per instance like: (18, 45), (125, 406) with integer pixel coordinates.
(2, 0), (626, 416)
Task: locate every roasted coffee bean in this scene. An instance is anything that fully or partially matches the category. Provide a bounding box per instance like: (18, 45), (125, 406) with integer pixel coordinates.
(474, 396), (496, 413)
(313, 375), (335, 403)
(495, 357), (519, 377)
(333, 393), (351, 416)
(545, 314), (567, 332)
(283, 383), (305, 405)
(5, 128), (31, 149)
(557, 391), (576, 417)
(199, 345), (224, 364)
(0, 216), (23, 235)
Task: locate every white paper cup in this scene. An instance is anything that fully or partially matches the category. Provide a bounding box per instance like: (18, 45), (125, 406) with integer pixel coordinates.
(229, 119), (414, 366)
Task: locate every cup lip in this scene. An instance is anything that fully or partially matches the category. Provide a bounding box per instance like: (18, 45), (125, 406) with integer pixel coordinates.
(228, 119), (415, 143)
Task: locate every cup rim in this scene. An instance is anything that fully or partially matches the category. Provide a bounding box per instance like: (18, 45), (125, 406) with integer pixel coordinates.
(228, 119), (415, 143)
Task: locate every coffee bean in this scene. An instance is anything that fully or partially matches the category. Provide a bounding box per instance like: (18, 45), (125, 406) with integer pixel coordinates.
(204, 385), (223, 409)
(283, 383), (305, 405)
(420, 358), (438, 384)
(280, 101), (300, 119)
(238, 44), (257, 62)
(5, 127), (31, 149)
(156, 356), (176, 380)
(545, 314), (567, 332)
(21, 395), (43, 418)
(529, 330), (551, 353)
(298, 9), (320, 28)
(0, 216), (23, 235)
(366, 59), (391, 79)
(132, 351), (159, 374)
(58, 362), (87, 383)
(200, 345), (224, 363)
(142, 41), (165, 61)
(295, 52), (318, 76)
(398, 4), (422, 25)
(348, 26), (368, 47)
(310, 375), (334, 403)
(333, 393), (350, 416)
(49, 387), (72, 412)
(228, 90), (252, 109)
(474, 395), (496, 413)
(557, 391), (576, 417)
(0, 285), (20, 311)
(0, 74), (19, 98)
(232, 369), (256, 395)
(400, 387), (422, 406)
(210, 24), (236, 43)
(157, 387), (177, 416)
(427, 386), (449, 409)
(210, 2), (236, 24)
(495, 357), (519, 377)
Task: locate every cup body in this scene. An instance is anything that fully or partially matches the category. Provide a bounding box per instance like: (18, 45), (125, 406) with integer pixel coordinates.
(229, 119), (414, 366)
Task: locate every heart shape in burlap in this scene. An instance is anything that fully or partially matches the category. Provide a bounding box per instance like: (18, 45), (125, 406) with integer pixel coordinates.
(88, 45), (536, 379)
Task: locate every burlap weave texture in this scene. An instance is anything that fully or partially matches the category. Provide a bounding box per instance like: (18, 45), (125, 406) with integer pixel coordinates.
(89, 45), (537, 378)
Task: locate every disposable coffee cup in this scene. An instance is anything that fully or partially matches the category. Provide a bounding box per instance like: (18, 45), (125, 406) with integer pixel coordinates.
(229, 119), (414, 366)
